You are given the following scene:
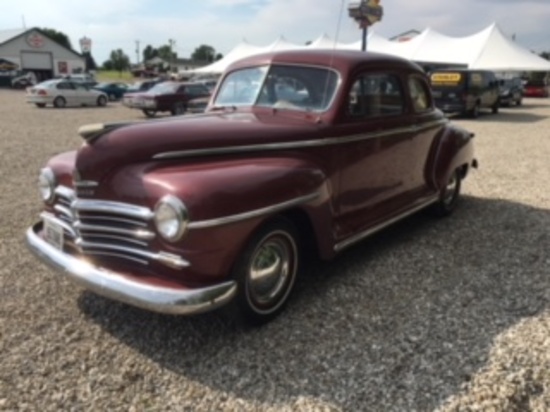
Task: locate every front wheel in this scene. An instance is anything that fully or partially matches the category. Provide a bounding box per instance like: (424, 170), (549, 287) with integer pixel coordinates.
(469, 102), (480, 118)
(142, 109), (157, 118)
(491, 100), (499, 114)
(431, 169), (462, 217)
(232, 217), (300, 325)
(108, 93), (117, 101)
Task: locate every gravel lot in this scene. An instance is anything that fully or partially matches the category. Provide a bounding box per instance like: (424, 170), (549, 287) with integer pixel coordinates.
(1, 90), (549, 411)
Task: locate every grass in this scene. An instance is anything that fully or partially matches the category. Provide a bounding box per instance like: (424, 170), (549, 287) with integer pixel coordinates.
(95, 70), (135, 82)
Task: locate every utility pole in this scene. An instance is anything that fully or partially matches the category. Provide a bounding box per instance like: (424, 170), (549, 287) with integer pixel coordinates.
(135, 40), (141, 65)
(169, 38), (176, 73)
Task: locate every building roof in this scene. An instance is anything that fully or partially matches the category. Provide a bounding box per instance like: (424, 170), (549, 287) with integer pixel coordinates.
(0, 27), (83, 59)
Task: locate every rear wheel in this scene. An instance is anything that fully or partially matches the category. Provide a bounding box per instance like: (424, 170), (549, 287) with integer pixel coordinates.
(232, 217), (300, 325)
(517, 98), (522, 106)
(142, 109), (157, 118)
(491, 100), (499, 114)
(469, 102), (480, 118)
(53, 96), (66, 108)
(431, 169), (462, 217)
(35, 103), (46, 108)
(97, 95), (107, 107)
(171, 102), (186, 116)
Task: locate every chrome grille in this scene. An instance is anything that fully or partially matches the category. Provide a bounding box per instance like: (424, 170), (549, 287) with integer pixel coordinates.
(45, 186), (188, 269)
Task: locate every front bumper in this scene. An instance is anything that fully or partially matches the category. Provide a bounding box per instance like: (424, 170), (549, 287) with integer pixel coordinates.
(26, 222), (237, 315)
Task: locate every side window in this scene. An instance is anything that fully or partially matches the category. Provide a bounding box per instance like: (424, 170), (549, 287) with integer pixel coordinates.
(177, 86), (187, 94)
(408, 76), (432, 112)
(347, 73), (404, 118)
(57, 82), (73, 90)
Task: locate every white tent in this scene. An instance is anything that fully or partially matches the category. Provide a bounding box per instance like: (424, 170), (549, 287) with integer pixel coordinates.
(191, 23), (550, 74)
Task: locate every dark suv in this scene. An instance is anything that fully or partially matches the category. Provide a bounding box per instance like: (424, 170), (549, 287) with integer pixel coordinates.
(429, 69), (500, 118)
(499, 77), (523, 106)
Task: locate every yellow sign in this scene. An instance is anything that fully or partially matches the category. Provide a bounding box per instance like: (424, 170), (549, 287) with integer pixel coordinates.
(431, 73), (462, 84)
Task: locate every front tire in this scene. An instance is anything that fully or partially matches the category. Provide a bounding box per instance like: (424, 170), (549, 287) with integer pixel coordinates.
(108, 93), (117, 101)
(491, 100), (499, 114)
(431, 169), (462, 217)
(469, 102), (480, 118)
(142, 109), (157, 118)
(232, 217), (300, 325)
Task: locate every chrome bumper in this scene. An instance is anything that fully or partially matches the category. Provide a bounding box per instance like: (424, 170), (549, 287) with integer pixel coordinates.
(26, 222), (237, 315)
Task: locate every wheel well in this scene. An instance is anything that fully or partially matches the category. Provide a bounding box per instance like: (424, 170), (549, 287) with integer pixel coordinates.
(280, 208), (319, 259)
(459, 163), (469, 179)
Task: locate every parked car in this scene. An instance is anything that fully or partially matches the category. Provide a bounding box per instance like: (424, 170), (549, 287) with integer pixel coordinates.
(498, 77), (523, 106)
(429, 69), (500, 117)
(26, 50), (477, 324)
(122, 81), (211, 117)
(186, 95), (210, 113)
(26, 79), (108, 108)
(93, 82), (129, 101)
(11, 72), (36, 89)
(523, 79), (550, 98)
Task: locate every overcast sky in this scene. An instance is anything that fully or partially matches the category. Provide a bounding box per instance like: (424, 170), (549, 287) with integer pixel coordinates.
(1, 0), (549, 64)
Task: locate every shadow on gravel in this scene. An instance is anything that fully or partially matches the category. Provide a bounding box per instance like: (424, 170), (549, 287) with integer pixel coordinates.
(452, 110), (548, 124)
(78, 195), (550, 411)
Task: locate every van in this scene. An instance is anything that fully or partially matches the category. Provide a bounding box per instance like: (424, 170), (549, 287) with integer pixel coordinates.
(429, 69), (500, 117)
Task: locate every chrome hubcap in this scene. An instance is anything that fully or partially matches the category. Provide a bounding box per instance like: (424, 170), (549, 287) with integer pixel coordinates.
(247, 233), (296, 307)
(443, 174), (458, 205)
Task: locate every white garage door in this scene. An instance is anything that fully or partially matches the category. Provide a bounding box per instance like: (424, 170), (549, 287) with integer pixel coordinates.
(21, 52), (53, 70)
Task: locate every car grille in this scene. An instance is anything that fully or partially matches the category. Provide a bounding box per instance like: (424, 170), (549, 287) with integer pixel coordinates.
(44, 186), (188, 269)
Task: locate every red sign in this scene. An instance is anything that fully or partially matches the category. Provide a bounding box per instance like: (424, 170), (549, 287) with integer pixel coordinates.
(58, 61), (68, 74)
(27, 33), (45, 48)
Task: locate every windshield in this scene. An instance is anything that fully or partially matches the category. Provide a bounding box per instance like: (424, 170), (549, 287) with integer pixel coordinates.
(214, 65), (339, 112)
(148, 82), (178, 94)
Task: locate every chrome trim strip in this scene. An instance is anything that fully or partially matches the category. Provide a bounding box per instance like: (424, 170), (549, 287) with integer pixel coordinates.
(75, 239), (189, 269)
(334, 196), (439, 252)
(55, 185), (76, 201)
(79, 215), (148, 227)
(84, 251), (150, 265)
(73, 180), (99, 188)
(54, 204), (73, 220)
(81, 234), (148, 247)
(26, 223), (237, 315)
(74, 199), (154, 220)
(153, 119), (448, 160)
(188, 192), (320, 229)
(74, 221), (155, 240)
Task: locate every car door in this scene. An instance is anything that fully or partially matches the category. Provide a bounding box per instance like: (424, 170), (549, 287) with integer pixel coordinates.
(56, 81), (77, 106)
(334, 72), (417, 239)
(73, 82), (92, 105)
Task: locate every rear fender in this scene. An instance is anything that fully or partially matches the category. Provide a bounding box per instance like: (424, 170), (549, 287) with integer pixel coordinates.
(428, 124), (475, 190)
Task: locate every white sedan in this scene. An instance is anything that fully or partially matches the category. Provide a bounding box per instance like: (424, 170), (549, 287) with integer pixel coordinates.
(26, 79), (108, 108)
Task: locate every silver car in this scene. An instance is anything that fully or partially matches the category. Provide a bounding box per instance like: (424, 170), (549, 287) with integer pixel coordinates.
(26, 79), (108, 108)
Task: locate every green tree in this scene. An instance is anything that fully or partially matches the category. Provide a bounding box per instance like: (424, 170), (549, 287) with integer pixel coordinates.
(106, 49), (130, 74)
(215, 53), (223, 61)
(143, 44), (158, 62)
(192, 45), (217, 62)
(540, 51), (550, 61)
(41, 28), (73, 50)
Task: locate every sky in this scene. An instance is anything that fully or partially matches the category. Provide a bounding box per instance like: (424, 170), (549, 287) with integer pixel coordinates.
(1, 0), (549, 64)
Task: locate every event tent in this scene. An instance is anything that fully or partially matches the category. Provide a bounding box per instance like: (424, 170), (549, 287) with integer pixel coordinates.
(191, 23), (550, 74)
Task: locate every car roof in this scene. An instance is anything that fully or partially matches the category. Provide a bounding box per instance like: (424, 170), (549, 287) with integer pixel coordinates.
(227, 49), (423, 76)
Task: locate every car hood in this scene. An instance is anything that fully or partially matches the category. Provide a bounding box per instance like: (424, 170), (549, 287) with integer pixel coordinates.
(75, 111), (324, 183)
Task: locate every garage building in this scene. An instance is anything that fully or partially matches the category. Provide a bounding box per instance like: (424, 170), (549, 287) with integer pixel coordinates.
(0, 27), (85, 87)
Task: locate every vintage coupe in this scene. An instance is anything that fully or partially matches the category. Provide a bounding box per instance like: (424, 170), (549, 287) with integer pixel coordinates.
(26, 50), (476, 324)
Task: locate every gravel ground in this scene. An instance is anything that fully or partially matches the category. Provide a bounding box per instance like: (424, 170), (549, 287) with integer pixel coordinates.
(0, 91), (549, 411)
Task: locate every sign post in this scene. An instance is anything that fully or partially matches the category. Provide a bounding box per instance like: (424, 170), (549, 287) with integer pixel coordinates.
(348, 0), (383, 51)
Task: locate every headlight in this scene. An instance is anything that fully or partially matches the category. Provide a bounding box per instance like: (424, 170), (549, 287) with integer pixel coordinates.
(154, 195), (189, 242)
(38, 167), (56, 203)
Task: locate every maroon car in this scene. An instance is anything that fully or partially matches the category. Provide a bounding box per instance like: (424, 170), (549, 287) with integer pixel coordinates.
(26, 50), (477, 324)
(122, 81), (211, 117)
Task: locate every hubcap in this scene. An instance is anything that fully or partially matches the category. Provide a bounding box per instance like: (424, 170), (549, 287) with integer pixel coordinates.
(247, 233), (296, 308)
(443, 174), (458, 205)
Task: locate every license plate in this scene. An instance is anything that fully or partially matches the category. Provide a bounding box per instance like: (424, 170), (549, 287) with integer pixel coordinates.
(44, 218), (64, 250)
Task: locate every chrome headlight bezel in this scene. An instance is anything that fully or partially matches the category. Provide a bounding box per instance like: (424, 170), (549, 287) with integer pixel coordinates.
(38, 167), (56, 203)
(154, 195), (189, 242)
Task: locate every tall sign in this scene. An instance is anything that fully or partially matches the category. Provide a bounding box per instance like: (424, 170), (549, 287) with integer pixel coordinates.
(79, 36), (92, 53)
(348, 0), (384, 51)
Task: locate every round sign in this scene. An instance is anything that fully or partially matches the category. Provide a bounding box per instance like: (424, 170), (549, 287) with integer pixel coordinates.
(27, 33), (45, 48)
(348, 0), (383, 28)
(80, 37), (92, 53)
